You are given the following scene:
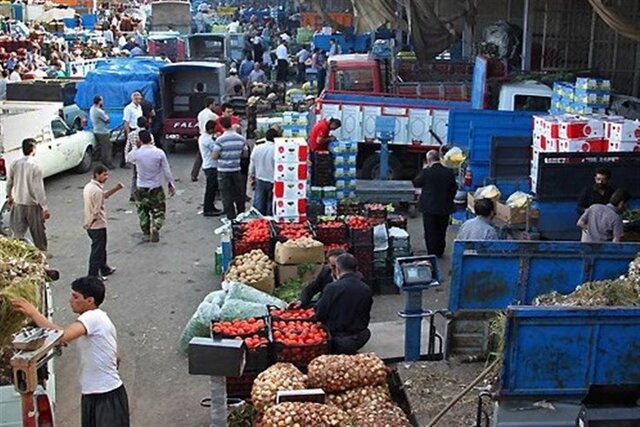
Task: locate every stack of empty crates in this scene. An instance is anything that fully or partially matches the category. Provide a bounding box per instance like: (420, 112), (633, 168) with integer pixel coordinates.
(273, 137), (308, 222)
(551, 78), (611, 115)
(330, 140), (358, 199)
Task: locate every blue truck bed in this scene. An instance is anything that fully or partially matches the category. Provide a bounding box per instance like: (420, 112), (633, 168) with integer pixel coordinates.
(448, 240), (640, 312)
(501, 305), (640, 398)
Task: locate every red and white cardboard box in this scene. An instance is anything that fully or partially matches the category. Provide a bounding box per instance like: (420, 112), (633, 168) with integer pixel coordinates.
(274, 138), (308, 164)
(273, 197), (307, 217)
(558, 138), (607, 153)
(558, 117), (604, 139)
(533, 133), (559, 152)
(273, 180), (307, 199)
(533, 115), (560, 139)
(608, 140), (640, 152)
(606, 120), (640, 141)
(274, 164), (308, 182)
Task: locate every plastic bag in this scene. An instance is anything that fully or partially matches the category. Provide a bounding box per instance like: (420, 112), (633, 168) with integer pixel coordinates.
(220, 299), (270, 320)
(177, 290), (227, 354)
(373, 224), (389, 252)
(474, 185), (501, 201)
(388, 227), (409, 238)
(442, 147), (467, 169)
(222, 282), (286, 308)
(506, 191), (530, 209)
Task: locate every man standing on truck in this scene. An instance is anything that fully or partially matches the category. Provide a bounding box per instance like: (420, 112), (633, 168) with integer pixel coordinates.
(126, 130), (176, 242)
(413, 150), (457, 258)
(90, 95), (114, 169)
(309, 117), (341, 152)
(6, 138), (50, 252)
(577, 189), (630, 243)
(577, 167), (614, 214)
(83, 165), (125, 279)
(12, 276), (130, 427)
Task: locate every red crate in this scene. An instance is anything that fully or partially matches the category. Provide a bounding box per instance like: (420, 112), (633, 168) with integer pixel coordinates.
(314, 220), (348, 245)
(271, 322), (331, 371)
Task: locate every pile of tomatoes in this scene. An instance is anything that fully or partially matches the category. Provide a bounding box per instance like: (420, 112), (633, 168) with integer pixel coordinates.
(324, 243), (349, 252)
(272, 321), (328, 345)
(237, 219), (272, 243)
(276, 222), (313, 241)
(346, 216), (371, 230)
(212, 318), (266, 336)
(243, 335), (269, 349)
(270, 307), (316, 320)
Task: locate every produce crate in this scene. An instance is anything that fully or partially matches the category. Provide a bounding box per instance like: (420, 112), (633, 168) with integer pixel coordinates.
(273, 221), (315, 242)
(359, 262), (374, 283)
(364, 203), (388, 220)
(389, 236), (411, 251)
(226, 369), (260, 399)
(211, 320), (272, 371)
(387, 213), (408, 230)
(268, 305), (316, 322)
(369, 217), (387, 226)
(310, 152), (335, 187)
(324, 243), (350, 253)
(307, 201), (324, 223)
(232, 239), (274, 259)
(337, 199), (362, 216)
(272, 325), (331, 371)
(314, 220), (348, 245)
(349, 227), (374, 247)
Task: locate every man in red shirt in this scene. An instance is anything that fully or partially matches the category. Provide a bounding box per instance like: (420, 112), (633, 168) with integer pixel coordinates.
(214, 103), (242, 136)
(309, 118), (341, 151)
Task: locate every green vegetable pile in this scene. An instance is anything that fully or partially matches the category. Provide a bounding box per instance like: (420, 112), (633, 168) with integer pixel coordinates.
(273, 280), (305, 303)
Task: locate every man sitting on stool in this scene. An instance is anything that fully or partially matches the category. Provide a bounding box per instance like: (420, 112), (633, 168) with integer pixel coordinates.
(315, 253), (373, 354)
(290, 248), (346, 308)
(457, 198), (500, 240)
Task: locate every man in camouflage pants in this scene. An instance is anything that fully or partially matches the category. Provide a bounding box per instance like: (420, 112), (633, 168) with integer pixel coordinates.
(125, 130), (176, 242)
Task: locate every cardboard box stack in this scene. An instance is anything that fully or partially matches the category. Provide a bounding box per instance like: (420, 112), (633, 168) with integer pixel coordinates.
(274, 240), (325, 285)
(273, 137), (308, 222)
(551, 78), (610, 115)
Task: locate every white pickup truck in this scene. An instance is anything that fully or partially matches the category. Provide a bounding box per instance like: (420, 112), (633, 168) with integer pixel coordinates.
(0, 101), (96, 233)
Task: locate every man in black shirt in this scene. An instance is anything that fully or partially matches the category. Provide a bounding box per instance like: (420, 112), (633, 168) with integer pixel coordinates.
(577, 167), (614, 214)
(315, 253), (373, 355)
(290, 249), (345, 308)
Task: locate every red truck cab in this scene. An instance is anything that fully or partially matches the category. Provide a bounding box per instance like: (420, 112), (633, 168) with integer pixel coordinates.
(327, 54), (384, 94)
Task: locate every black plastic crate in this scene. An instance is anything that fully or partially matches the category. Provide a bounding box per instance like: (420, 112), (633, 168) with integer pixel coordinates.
(337, 200), (362, 216)
(349, 227), (374, 247)
(375, 276), (399, 295)
(387, 213), (408, 230)
(226, 369), (260, 399)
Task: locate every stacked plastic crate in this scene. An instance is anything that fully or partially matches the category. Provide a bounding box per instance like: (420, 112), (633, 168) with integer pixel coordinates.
(551, 78), (611, 115)
(281, 111), (309, 138)
(330, 140), (358, 199)
(602, 118), (640, 152)
(273, 137), (308, 222)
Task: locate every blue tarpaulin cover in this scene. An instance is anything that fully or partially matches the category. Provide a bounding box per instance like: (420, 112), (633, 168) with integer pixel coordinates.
(75, 58), (164, 129)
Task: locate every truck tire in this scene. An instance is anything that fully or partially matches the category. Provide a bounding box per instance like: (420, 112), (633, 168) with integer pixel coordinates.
(0, 201), (10, 236)
(360, 154), (402, 180)
(75, 146), (93, 174)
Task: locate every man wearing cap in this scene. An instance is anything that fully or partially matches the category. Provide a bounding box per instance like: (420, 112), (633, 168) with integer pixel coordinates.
(225, 68), (244, 97)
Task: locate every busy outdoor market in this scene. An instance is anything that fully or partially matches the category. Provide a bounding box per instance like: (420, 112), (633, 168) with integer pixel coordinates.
(1, 0), (640, 426)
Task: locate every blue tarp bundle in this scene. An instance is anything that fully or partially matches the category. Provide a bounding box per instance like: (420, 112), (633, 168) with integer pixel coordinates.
(75, 58), (164, 129)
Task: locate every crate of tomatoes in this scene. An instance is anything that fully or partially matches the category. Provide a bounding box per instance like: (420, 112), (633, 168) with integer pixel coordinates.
(211, 318), (272, 371)
(232, 219), (275, 258)
(346, 215), (374, 247)
(268, 306), (316, 322)
(364, 203), (388, 220)
(271, 320), (330, 370)
(274, 221), (315, 242)
(314, 219), (348, 245)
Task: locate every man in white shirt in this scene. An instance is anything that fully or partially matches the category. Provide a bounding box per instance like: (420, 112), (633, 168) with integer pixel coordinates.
(296, 45), (311, 83)
(275, 38), (289, 82)
(199, 120), (222, 216)
(12, 276), (130, 427)
(191, 98), (220, 182)
(227, 18), (240, 33)
(249, 128), (277, 215)
(122, 91), (143, 136)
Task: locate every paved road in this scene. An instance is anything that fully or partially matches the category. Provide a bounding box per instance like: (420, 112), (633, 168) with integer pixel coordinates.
(40, 145), (455, 426)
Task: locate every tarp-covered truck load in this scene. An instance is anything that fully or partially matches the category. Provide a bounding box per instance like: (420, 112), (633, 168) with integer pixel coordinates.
(74, 58), (165, 130)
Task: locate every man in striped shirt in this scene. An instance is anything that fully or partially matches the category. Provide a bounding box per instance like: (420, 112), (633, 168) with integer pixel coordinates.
(212, 116), (248, 219)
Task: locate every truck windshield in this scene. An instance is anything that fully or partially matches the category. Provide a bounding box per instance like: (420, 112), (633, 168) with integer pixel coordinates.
(514, 95), (551, 112)
(335, 69), (374, 92)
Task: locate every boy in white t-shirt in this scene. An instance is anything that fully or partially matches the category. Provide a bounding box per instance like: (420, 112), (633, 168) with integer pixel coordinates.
(13, 276), (129, 427)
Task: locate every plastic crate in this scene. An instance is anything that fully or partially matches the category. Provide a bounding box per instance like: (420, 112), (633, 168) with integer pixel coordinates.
(375, 275), (399, 295)
(349, 227), (374, 247)
(352, 247), (374, 277)
(387, 213), (408, 229)
(232, 239), (274, 258)
(226, 369), (260, 399)
(315, 220), (348, 245)
(272, 324), (331, 371)
(364, 204), (388, 220)
(274, 221), (315, 242)
(268, 305), (316, 322)
(389, 236), (411, 250)
(337, 200), (362, 216)
(211, 321), (271, 371)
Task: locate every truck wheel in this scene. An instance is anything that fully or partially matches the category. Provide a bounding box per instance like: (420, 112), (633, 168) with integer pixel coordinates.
(75, 147), (93, 173)
(361, 154), (402, 180)
(164, 139), (176, 154)
(0, 201), (10, 236)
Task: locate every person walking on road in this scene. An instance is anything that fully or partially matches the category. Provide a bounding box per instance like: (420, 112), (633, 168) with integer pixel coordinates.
(12, 276), (130, 427)
(6, 138), (50, 251)
(83, 165), (125, 279)
(126, 130), (176, 242)
(413, 150), (457, 258)
(192, 97), (220, 182)
(90, 95), (114, 169)
(199, 120), (222, 216)
(213, 116), (248, 219)
(124, 116), (154, 201)
(249, 128), (276, 215)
